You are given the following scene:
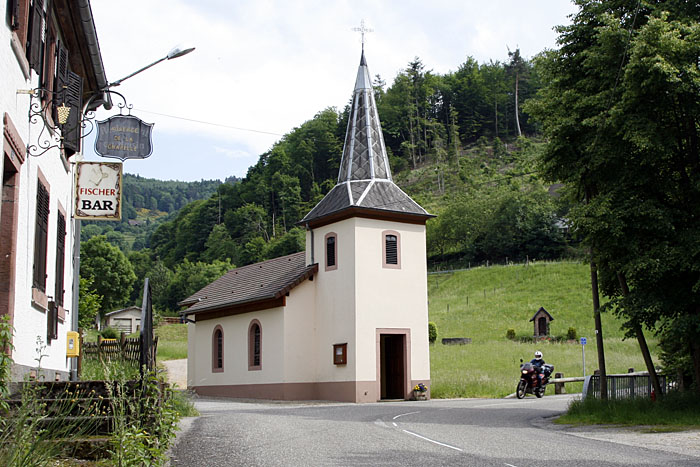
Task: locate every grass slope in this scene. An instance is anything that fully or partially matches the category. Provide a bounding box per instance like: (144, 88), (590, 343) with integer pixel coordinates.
(429, 260), (658, 398)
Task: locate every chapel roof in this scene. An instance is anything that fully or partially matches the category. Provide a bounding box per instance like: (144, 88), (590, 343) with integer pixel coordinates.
(179, 251), (317, 317)
(299, 51), (432, 227)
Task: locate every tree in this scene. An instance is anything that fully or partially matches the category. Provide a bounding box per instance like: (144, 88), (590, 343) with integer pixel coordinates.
(163, 259), (233, 311)
(527, 0), (700, 393)
(506, 48), (527, 137)
(80, 235), (136, 315)
(78, 277), (101, 330)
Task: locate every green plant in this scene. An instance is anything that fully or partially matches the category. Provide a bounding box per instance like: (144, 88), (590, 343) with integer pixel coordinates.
(100, 327), (120, 340)
(506, 328), (516, 340)
(104, 363), (180, 466)
(0, 381), (101, 465)
(428, 322), (438, 344)
(567, 327), (577, 341)
(559, 391), (700, 427)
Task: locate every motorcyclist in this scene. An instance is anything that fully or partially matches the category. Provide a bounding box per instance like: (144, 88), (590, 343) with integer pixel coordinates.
(530, 351), (545, 387)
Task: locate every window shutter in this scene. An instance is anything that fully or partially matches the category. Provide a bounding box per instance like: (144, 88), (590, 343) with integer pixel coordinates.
(53, 42), (69, 121)
(385, 235), (398, 265)
(27, 0), (44, 72)
(47, 300), (58, 342)
(62, 71), (83, 155)
(9, 0), (20, 30)
(33, 182), (49, 291)
(54, 212), (66, 307)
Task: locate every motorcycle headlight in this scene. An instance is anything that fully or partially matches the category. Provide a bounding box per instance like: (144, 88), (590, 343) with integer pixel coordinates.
(522, 370), (528, 374)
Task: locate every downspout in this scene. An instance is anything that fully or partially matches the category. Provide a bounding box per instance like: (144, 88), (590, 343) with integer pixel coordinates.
(306, 222), (314, 265)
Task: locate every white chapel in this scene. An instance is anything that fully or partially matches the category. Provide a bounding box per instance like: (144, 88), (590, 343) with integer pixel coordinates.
(181, 50), (434, 402)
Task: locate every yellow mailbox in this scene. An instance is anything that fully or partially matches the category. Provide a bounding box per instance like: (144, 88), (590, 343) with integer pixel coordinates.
(66, 331), (80, 357)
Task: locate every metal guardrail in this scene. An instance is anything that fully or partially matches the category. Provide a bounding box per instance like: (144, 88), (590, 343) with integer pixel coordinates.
(582, 373), (673, 399)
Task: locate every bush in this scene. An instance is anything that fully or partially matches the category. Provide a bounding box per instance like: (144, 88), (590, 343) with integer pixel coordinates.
(100, 327), (120, 339)
(506, 328), (516, 340)
(567, 327), (577, 340)
(428, 322), (438, 344)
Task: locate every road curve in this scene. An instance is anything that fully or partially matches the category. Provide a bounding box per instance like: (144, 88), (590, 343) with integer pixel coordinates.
(169, 395), (700, 466)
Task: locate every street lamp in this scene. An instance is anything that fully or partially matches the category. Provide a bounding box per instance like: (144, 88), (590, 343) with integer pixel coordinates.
(68, 43), (195, 381)
(106, 44), (196, 89)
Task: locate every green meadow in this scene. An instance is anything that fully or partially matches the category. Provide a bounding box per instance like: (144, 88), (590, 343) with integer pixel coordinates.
(428, 261), (658, 398)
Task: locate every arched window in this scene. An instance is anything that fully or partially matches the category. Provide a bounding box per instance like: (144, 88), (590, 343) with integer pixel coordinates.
(212, 325), (224, 372)
(248, 320), (262, 371)
(325, 232), (337, 271)
(382, 230), (401, 269)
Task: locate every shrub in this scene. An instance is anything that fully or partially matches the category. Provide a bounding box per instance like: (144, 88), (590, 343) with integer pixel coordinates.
(100, 327), (120, 339)
(506, 328), (516, 340)
(428, 322), (438, 344)
(567, 327), (577, 340)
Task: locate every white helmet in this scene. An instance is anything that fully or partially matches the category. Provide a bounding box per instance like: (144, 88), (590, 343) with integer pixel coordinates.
(534, 351), (543, 360)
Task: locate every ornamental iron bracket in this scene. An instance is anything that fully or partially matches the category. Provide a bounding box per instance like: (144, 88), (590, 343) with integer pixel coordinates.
(19, 87), (131, 157)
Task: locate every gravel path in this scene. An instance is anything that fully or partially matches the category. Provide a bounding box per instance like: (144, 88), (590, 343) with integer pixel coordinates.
(162, 359), (187, 389)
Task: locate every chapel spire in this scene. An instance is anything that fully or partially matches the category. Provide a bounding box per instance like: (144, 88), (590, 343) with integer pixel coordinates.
(299, 49), (432, 227)
(337, 51), (391, 183)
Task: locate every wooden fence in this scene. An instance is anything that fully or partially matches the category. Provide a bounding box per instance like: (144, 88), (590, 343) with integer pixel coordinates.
(83, 335), (158, 362)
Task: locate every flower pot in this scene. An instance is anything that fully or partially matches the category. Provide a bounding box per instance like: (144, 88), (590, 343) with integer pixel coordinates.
(413, 390), (427, 401)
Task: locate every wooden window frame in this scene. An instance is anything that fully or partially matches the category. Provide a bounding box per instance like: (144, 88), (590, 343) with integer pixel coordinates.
(325, 232), (337, 271)
(248, 319), (262, 371)
(212, 325), (224, 373)
(382, 230), (401, 269)
(333, 343), (347, 365)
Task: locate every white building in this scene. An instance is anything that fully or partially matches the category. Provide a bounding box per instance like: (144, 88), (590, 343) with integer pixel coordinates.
(181, 51), (434, 402)
(1, 0), (108, 380)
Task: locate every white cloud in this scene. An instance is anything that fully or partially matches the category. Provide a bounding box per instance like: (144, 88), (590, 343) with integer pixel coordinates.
(87, 0), (578, 181)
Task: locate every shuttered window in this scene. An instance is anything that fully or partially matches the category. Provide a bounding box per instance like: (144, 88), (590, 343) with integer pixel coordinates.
(62, 71), (83, 155)
(47, 300), (58, 342)
(33, 181), (49, 291)
(385, 235), (398, 264)
(382, 231), (401, 269)
(27, 0), (44, 74)
(325, 233), (337, 271)
(54, 211), (65, 307)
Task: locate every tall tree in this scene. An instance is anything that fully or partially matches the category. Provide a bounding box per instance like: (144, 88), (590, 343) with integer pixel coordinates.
(527, 0), (700, 393)
(80, 236), (136, 315)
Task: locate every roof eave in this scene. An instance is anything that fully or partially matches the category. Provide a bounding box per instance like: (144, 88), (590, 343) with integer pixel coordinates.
(301, 205), (435, 229)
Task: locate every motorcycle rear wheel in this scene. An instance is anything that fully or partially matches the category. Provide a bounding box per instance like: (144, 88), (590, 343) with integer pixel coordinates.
(516, 380), (527, 399)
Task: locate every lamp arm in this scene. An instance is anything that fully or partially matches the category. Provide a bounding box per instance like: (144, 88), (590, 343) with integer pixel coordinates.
(106, 56), (167, 89)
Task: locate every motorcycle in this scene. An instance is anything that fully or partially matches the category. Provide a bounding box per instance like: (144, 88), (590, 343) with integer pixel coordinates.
(516, 359), (554, 399)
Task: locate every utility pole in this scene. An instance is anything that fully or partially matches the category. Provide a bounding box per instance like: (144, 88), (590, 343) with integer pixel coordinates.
(590, 258), (608, 400)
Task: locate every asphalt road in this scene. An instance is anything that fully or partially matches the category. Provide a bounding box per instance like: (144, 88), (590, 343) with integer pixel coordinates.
(169, 394), (700, 466)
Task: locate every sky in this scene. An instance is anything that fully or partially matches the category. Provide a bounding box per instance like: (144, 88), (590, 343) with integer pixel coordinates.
(85, 0), (579, 182)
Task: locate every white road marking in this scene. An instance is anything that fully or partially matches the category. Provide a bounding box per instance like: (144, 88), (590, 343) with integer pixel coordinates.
(393, 411), (421, 420)
(392, 422), (397, 427)
(402, 429), (463, 452)
(505, 463), (519, 467)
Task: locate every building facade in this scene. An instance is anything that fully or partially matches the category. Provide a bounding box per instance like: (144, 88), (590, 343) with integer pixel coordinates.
(182, 51), (433, 402)
(1, 0), (108, 380)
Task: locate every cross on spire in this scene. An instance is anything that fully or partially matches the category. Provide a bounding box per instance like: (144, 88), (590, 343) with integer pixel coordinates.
(352, 19), (373, 51)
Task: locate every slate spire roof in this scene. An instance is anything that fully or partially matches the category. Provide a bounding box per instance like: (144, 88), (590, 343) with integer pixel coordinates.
(300, 51), (432, 227)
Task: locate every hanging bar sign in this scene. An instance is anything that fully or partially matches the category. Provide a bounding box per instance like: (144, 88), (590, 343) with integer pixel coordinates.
(95, 115), (154, 160)
(74, 162), (122, 221)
